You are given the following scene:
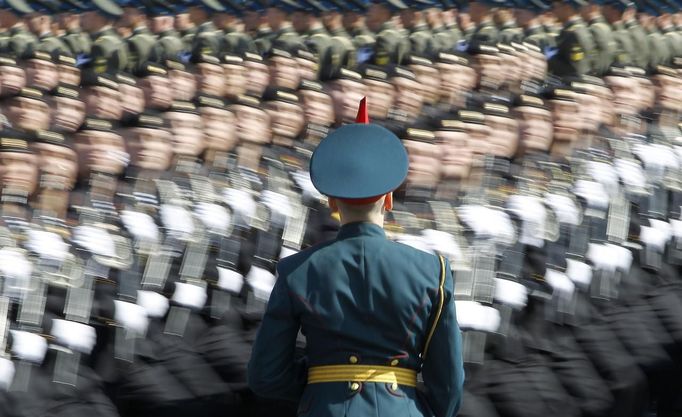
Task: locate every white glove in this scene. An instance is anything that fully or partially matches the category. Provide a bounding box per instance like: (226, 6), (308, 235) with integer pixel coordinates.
(545, 269), (575, 298)
(455, 301), (500, 332)
(137, 290), (169, 319)
(51, 319), (96, 354)
(114, 300), (149, 335)
(421, 229), (462, 260)
(160, 204), (195, 237)
(223, 188), (256, 220)
(172, 282), (207, 309)
(194, 202), (231, 233)
(72, 225), (117, 258)
(247, 266), (277, 301)
(217, 267), (244, 293)
(566, 259), (592, 287)
(493, 278), (527, 309)
(545, 194), (580, 226)
(120, 210), (160, 243)
(0, 358), (14, 391)
(574, 180), (609, 210)
(261, 190), (293, 218)
(507, 195), (547, 248)
(10, 331), (47, 363)
(26, 229), (69, 261)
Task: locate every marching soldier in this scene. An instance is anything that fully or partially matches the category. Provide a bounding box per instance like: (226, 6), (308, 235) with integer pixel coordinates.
(583, 1), (617, 75)
(0, 0), (37, 58)
(80, 0), (127, 74)
(26, 0), (69, 54)
(602, 0), (635, 66)
(58, 0), (92, 57)
(122, 0), (158, 75)
(549, 0), (597, 77)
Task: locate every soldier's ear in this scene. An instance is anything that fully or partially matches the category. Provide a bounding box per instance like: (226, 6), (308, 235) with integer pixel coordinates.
(328, 197), (339, 213)
(383, 193), (393, 212)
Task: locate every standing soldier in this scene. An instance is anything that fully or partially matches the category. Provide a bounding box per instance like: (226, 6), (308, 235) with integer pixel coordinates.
(248, 99), (464, 417)
(80, 0), (127, 74)
(549, 0), (597, 77)
(0, 0), (37, 59)
(640, 4), (669, 69)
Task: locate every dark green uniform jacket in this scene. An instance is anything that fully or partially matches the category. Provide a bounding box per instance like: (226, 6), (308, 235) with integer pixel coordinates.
(248, 222), (464, 417)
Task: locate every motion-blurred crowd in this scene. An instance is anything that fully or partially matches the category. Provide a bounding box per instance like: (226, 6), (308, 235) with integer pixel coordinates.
(0, 0), (679, 415)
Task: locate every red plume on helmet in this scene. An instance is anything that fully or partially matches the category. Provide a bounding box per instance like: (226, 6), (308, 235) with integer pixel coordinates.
(355, 97), (369, 124)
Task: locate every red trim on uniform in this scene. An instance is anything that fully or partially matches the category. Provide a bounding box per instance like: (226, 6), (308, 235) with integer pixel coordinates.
(339, 195), (384, 205)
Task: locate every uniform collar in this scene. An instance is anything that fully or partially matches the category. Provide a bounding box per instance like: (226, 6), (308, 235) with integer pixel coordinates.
(337, 222), (386, 240)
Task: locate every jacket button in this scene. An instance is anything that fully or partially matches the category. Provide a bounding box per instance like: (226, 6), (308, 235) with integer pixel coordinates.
(390, 382), (398, 391)
(349, 355), (358, 364)
(390, 359), (399, 366)
(350, 382), (361, 391)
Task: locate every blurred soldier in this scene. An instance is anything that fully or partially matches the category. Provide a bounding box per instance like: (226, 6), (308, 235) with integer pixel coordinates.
(137, 61), (173, 111)
(262, 88), (306, 168)
(544, 85), (580, 157)
(122, 109), (174, 172)
(342, 0), (374, 50)
(325, 68), (363, 125)
(400, 0), (437, 59)
(167, 60), (197, 101)
(432, 118), (473, 201)
(623, 3), (648, 69)
(482, 101), (520, 159)
(0, 55), (26, 97)
(400, 126), (441, 193)
(222, 54), (247, 102)
(513, 92), (553, 156)
(298, 79), (334, 147)
(321, 0), (349, 38)
(264, 0), (302, 52)
(193, 52), (225, 97)
(266, 47), (301, 90)
(80, 0), (127, 74)
(516, 1), (554, 52)
(0, 130), (38, 217)
(73, 117), (128, 180)
(407, 56), (444, 119)
(549, 0), (597, 77)
(424, 2), (461, 54)
(495, 5), (524, 45)
(164, 100), (205, 159)
(602, 0), (635, 66)
(435, 52), (475, 108)
(582, 1), (616, 75)
(229, 94), (271, 170)
(53, 50), (81, 86)
(640, 7), (669, 69)
(175, 0), (197, 50)
(2, 87), (50, 132)
(0, 0), (37, 58)
(49, 83), (86, 133)
(25, 0), (69, 54)
(215, 0), (258, 55)
(469, 43), (503, 92)
(658, 8), (682, 63)
(244, 51), (270, 98)
(148, 1), (185, 65)
(359, 65), (395, 123)
(467, 0), (499, 46)
(81, 71), (122, 120)
(59, 0), (92, 57)
(122, 1), (157, 75)
(23, 49), (59, 91)
(366, 0), (406, 34)
(115, 71), (145, 122)
(197, 94), (238, 163)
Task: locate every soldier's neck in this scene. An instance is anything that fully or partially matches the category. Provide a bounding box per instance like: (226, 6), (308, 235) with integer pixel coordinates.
(35, 188), (70, 220)
(272, 135), (295, 148)
(236, 143), (264, 171)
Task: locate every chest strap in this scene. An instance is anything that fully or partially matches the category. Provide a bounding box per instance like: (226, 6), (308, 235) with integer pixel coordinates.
(307, 364), (417, 387)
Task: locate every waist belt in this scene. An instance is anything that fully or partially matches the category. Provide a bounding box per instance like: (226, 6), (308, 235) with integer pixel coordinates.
(307, 365), (418, 387)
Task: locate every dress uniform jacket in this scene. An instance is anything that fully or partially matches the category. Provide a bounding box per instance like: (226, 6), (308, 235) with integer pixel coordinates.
(248, 222), (464, 417)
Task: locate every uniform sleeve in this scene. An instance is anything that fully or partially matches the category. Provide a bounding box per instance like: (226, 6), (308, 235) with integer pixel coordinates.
(421, 258), (465, 417)
(247, 269), (306, 402)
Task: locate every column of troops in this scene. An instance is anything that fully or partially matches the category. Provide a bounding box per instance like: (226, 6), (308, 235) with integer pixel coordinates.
(0, 0), (679, 416)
